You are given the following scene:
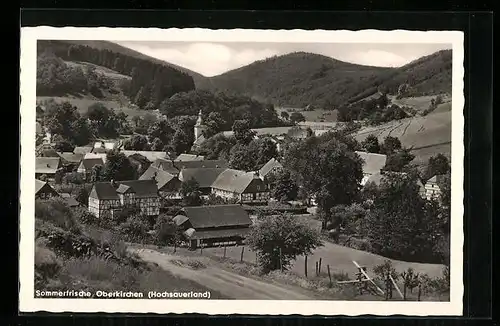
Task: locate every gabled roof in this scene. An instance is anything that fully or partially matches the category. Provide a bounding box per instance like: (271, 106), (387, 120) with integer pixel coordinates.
(91, 179), (159, 200)
(80, 158), (104, 171)
(152, 158), (228, 175)
(259, 158), (283, 177)
(426, 174), (447, 185)
(91, 182), (120, 200)
(173, 214), (189, 226)
(117, 180), (159, 198)
(175, 153), (205, 162)
(178, 168), (226, 188)
(139, 165), (176, 190)
(121, 150), (168, 162)
(355, 151), (387, 175)
(36, 144), (59, 158)
(35, 179), (58, 195)
(58, 152), (84, 164)
(211, 168), (261, 194)
(73, 146), (93, 155)
(35, 157), (61, 174)
(180, 204), (252, 229)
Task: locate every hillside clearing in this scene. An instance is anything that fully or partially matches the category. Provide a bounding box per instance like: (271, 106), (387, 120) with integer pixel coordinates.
(276, 107), (338, 122)
(389, 94), (452, 113)
(37, 96), (152, 120)
(65, 61), (132, 81)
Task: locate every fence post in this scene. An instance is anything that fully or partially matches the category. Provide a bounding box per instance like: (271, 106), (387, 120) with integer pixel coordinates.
(240, 246), (245, 263)
(318, 258), (322, 275)
(200, 241), (203, 255)
(417, 283), (422, 301)
(223, 245), (227, 258)
(315, 261), (318, 276)
(403, 280), (407, 300)
(279, 247), (283, 272)
(304, 255), (308, 277)
(327, 264), (332, 287)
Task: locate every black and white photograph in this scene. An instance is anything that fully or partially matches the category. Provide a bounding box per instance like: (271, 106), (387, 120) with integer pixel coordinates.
(19, 27), (464, 315)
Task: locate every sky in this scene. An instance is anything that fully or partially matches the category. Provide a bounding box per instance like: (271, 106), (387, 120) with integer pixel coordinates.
(114, 41), (452, 77)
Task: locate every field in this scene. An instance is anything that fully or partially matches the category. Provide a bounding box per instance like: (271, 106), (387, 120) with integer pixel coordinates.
(200, 240), (445, 280)
(275, 107), (338, 122)
(37, 96), (153, 121)
(389, 93), (452, 113)
(355, 110), (452, 165)
(65, 61), (132, 82)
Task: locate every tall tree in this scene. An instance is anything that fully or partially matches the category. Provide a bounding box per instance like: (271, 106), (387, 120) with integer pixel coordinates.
(270, 170), (298, 202)
(180, 178), (203, 206)
(102, 151), (137, 181)
(424, 153), (450, 180)
(247, 213), (322, 273)
(381, 136), (402, 155)
(361, 134), (380, 153)
(232, 119), (256, 145)
(289, 112), (306, 124)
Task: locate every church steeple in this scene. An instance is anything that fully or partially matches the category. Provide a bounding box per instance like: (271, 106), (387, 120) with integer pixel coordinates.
(194, 109), (206, 140)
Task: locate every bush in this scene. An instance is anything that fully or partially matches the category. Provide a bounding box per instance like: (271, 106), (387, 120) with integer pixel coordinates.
(73, 207), (97, 225)
(117, 214), (151, 243)
(63, 172), (84, 185)
(35, 198), (80, 233)
(35, 245), (61, 280)
(154, 214), (180, 246)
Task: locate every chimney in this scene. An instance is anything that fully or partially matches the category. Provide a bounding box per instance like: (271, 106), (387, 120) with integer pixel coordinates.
(46, 163), (50, 167)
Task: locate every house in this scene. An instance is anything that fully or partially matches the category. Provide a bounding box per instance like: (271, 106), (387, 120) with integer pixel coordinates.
(139, 166), (181, 199)
(258, 158), (284, 182)
(58, 152), (84, 171)
(151, 158), (228, 177)
(35, 157), (63, 181)
(77, 158), (105, 179)
(59, 193), (80, 207)
(121, 150), (168, 162)
(211, 169), (270, 204)
(84, 152), (107, 163)
(175, 153), (205, 162)
(36, 144), (59, 158)
(364, 171), (427, 199)
(35, 179), (59, 199)
(73, 146), (94, 155)
(424, 174), (446, 200)
(88, 179), (160, 219)
(126, 153), (152, 176)
(178, 168), (226, 195)
(355, 151), (388, 185)
(173, 204), (252, 249)
(92, 140), (122, 153)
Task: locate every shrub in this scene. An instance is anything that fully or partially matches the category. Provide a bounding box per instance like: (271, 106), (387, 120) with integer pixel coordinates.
(73, 207), (97, 225)
(63, 172), (84, 185)
(35, 198), (80, 233)
(35, 245), (61, 280)
(117, 214), (151, 243)
(154, 214), (180, 246)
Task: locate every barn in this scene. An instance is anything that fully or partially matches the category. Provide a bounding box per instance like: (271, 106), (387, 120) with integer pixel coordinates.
(173, 204), (252, 249)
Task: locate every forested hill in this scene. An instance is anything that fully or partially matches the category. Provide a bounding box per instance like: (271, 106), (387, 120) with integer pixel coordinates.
(37, 40), (210, 88)
(200, 50), (453, 109)
(36, 40), (196, 108)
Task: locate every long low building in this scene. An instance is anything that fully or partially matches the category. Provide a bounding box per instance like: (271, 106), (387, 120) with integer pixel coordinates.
(173, 204), (252, 249)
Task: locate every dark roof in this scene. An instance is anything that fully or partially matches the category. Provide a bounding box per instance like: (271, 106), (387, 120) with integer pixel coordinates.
(211, 169), (262, 194)
(80, 158), (104, 170)
(139, 165), (176, 190)
(180, 204), (252, 229)
(179, 168), (226, 188)
(188, 227), (250, 240)
(91, 179), (159, 200)
(91, 182), (120, 200)
(355, 151), (387, 175)
(118, 180), (159, 198)
(36, 157), (61, 174)
(259, 158), (283, 177)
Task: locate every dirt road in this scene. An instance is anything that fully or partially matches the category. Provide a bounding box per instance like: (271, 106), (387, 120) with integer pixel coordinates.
(130, 248), (317, 300)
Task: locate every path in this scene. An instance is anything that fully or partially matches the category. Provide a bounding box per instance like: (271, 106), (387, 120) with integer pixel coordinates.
(130, 248), (317, 300)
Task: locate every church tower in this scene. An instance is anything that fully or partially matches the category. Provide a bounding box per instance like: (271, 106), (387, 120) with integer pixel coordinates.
(194, 109), (206, 140)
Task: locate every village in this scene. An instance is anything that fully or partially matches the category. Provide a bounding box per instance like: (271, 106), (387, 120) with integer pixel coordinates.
(32, 38), (453, 301)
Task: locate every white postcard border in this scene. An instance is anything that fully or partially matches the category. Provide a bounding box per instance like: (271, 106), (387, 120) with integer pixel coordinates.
(19, 27), (465, 316)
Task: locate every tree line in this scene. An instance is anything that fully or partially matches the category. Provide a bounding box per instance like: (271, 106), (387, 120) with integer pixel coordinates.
(37, 42), (195, 109)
